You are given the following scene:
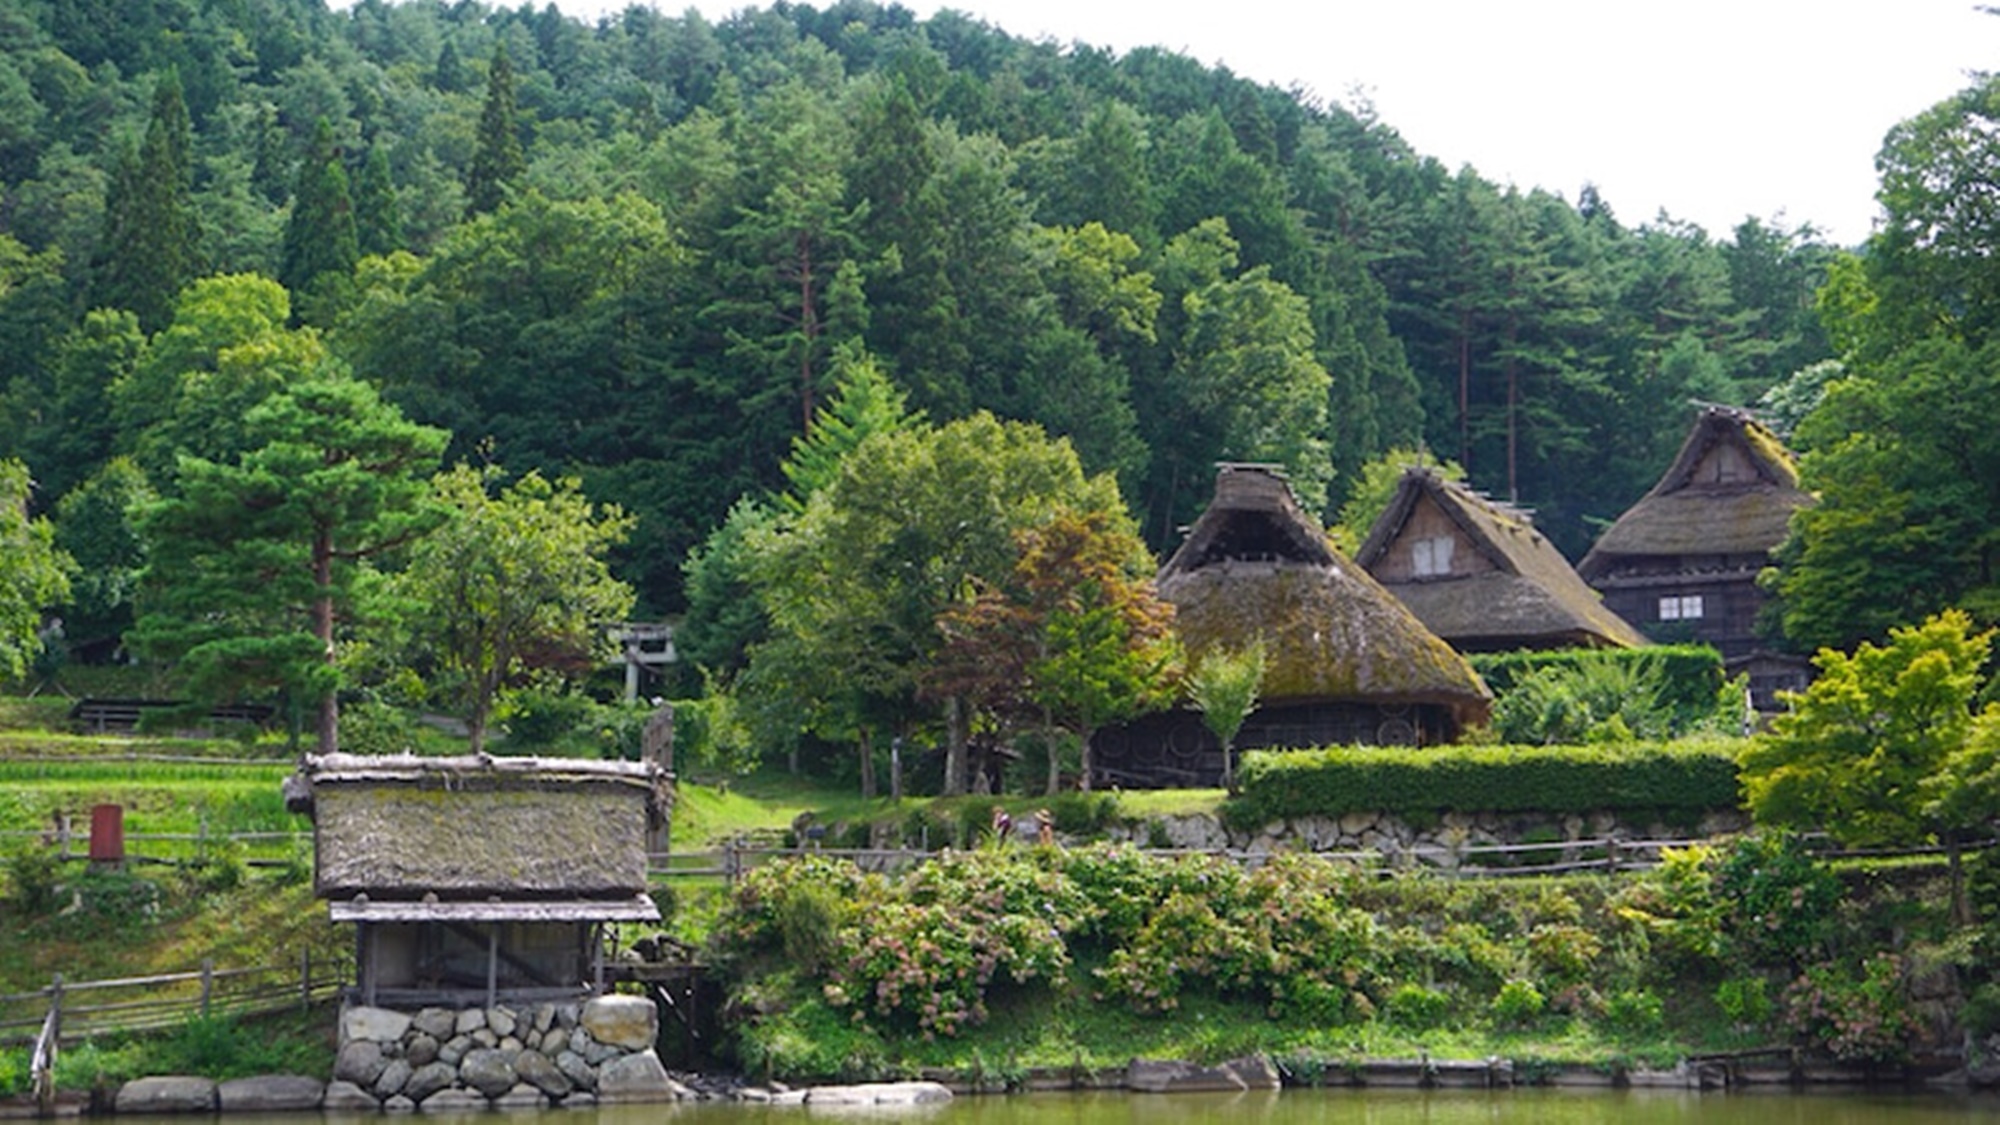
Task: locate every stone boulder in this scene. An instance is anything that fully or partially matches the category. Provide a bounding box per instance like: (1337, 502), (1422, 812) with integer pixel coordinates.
(412, 1008), (457, 1040)
(321, 1080), (378, 1112)
(217, 1074), (325, 1112)
(341, 1005), (413, 1044)
(515, 1049), (574, 1099)
(114, 1076), (218, 1114)
(1127, 1058), (1239, 1093)
(403, 1062), (458, 1105)
(418, 1088), (486, 1113)
(374, 1058), (414, 1099)
(333, 1039), (388, 1087)
(581, 994), (658, 1050)
(458, 1047), (519, 1099)
(804, 1081), (954, 1105)
(596, 1048), (681, 1103)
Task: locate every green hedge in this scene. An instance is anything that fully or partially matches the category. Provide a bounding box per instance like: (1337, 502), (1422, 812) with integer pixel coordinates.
(1468, 645), (1725, 714)
(1227, 738), (1743, 828)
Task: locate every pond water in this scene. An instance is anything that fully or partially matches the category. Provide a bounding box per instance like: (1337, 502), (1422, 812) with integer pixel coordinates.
(106, 1088), (2000, 1125)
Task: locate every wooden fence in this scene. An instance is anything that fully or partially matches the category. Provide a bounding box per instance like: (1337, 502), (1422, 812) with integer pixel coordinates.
(0, 953), (350, 1048)
(0, 827), (309, 869)
(647, 833), (1987, 886)
(2, 953), (351, 1110)
(646, 834), (1701, 885)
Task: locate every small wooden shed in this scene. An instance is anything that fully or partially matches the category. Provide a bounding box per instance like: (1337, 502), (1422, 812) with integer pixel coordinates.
(1357, 467), (1646, 652)
(1091, 465), (1491, 788)
(285, 753), (671, 1009)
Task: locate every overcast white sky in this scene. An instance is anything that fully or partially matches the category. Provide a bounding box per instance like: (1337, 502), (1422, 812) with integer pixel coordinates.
(534, 0), (1999, 246)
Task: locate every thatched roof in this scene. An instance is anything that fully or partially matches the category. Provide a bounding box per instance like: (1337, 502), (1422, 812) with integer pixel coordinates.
(1160, 465), (1490, 716)
(289, 753), (667, 901)
(1579, 407), (1811, 578)
(1357, 468), (1647, 651)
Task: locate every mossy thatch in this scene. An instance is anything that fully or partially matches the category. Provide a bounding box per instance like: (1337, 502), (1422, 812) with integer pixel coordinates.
(1357, 467), (1646, 651)
(1579, 407), (1812, 575)
(1160, 465), (1490, 723)
(291, 753), (665, 899)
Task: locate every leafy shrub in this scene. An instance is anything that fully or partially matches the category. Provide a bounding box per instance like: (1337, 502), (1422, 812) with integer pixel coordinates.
(1716, 976), (1773, 1027)
(733, 995), (888, 1083)
(1526, 922), (1602, 982)
(335, 700), (422, 755)
(4, 843), (63, 912)
(1229, 739), (1741, 828)
(494, 686), (595, 750)
(1046, 791), (1120, 835)
(774, 879), (846, 975)
(1385, 984), (1453, 1030)
(1470, 646), (1728, 728)
(1490, 979), (1546, 1027)
(1710, 833), (1839, 967)
(1603, 989), (1665, 1035)
(1783, 954), (1918, 1064)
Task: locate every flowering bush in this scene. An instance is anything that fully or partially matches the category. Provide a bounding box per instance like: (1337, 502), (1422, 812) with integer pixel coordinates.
(1783, 954), (1919, 1064)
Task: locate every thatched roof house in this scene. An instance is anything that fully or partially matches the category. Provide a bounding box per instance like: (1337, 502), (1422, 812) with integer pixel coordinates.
(1577, 407), (1811, 662)
(1356, 467), (1646, 652)
(286, 752), (670, 1007)
(1092, 465), (1490, 788)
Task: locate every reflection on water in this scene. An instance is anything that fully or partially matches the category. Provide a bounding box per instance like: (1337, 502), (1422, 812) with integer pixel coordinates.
(166, 1087), (1996, 1125)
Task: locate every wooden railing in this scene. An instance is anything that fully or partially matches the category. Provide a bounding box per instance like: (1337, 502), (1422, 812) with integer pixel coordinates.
(647, 834), (1985, 885)
(0, 953), (350, 1053)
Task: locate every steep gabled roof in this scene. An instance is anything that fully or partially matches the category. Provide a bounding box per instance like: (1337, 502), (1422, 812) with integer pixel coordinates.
(1356, 467), (1647, 650)
(1578, 406), (1812, 579)
(1159, 464), (1490, 717)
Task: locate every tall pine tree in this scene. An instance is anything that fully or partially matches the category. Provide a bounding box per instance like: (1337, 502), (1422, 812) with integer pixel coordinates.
(464, 46), (524, 218)
(91, 69), (203, 333)
(355, 144), (402, 257)
(280, 118), (359, 300)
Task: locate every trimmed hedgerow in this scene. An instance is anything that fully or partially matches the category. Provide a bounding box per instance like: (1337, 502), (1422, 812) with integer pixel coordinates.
(1225, 738), (1742, 829)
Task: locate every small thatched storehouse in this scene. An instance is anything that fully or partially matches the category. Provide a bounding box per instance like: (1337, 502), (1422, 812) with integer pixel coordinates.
(1577, 407), (1815, 706)
(1092, 465), (1491, 788)
(286, 753), (671, 1008)
(1357, 467), (1646, 652)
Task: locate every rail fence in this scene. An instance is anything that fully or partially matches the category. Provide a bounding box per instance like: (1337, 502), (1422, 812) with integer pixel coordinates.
(0, 827), (309, 869)
(646, 833), (1989, 886)
(1, 954), (350, 1112)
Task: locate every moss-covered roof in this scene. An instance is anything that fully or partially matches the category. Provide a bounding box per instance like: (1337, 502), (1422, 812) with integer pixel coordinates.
(1160, 465), (1490, 719)
(1357, 468), (1647, 650)
(1578, 407), (1813, 577)
(290, 753), (668, 900)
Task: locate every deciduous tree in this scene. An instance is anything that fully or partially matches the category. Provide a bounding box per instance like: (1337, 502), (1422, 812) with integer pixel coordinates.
(399, 465), (635, 754)
(1, 459), (73, 681)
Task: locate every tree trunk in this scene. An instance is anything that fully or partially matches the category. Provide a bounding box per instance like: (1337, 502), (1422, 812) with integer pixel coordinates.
(1044, 710), (1060, 796)
(858, 727), (876, 799)
(312, 527), (338, 756)
(943, 696), (967, 796)
(1078, 725), (1094, 793)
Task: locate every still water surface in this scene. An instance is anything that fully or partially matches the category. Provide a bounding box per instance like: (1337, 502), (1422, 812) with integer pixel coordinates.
(111, 1088), (2000, 1125)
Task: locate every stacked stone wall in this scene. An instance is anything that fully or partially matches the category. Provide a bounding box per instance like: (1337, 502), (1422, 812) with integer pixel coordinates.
(1106, 809), (1751, 865)
(326, 994), (683, 1111)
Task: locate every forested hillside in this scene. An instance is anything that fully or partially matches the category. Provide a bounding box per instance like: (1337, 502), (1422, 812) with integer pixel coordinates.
(0, 0), (1836, 619)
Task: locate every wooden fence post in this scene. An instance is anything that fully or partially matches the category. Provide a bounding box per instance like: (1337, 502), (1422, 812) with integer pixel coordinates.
(1606, 839), (1621, 874)
(299, 949), (311, 1011)
(199, 958), (213, 1017)
(33, 973), (62, 1117)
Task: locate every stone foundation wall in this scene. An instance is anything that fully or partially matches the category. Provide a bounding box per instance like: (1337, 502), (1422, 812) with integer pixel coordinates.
(1105, 809), (1751, 867)
(328, 994), (683, 1111)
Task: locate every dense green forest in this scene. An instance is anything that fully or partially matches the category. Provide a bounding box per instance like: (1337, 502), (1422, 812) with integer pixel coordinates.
(6, 0), (1999, 777)
(0, 0), (1836, 600)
